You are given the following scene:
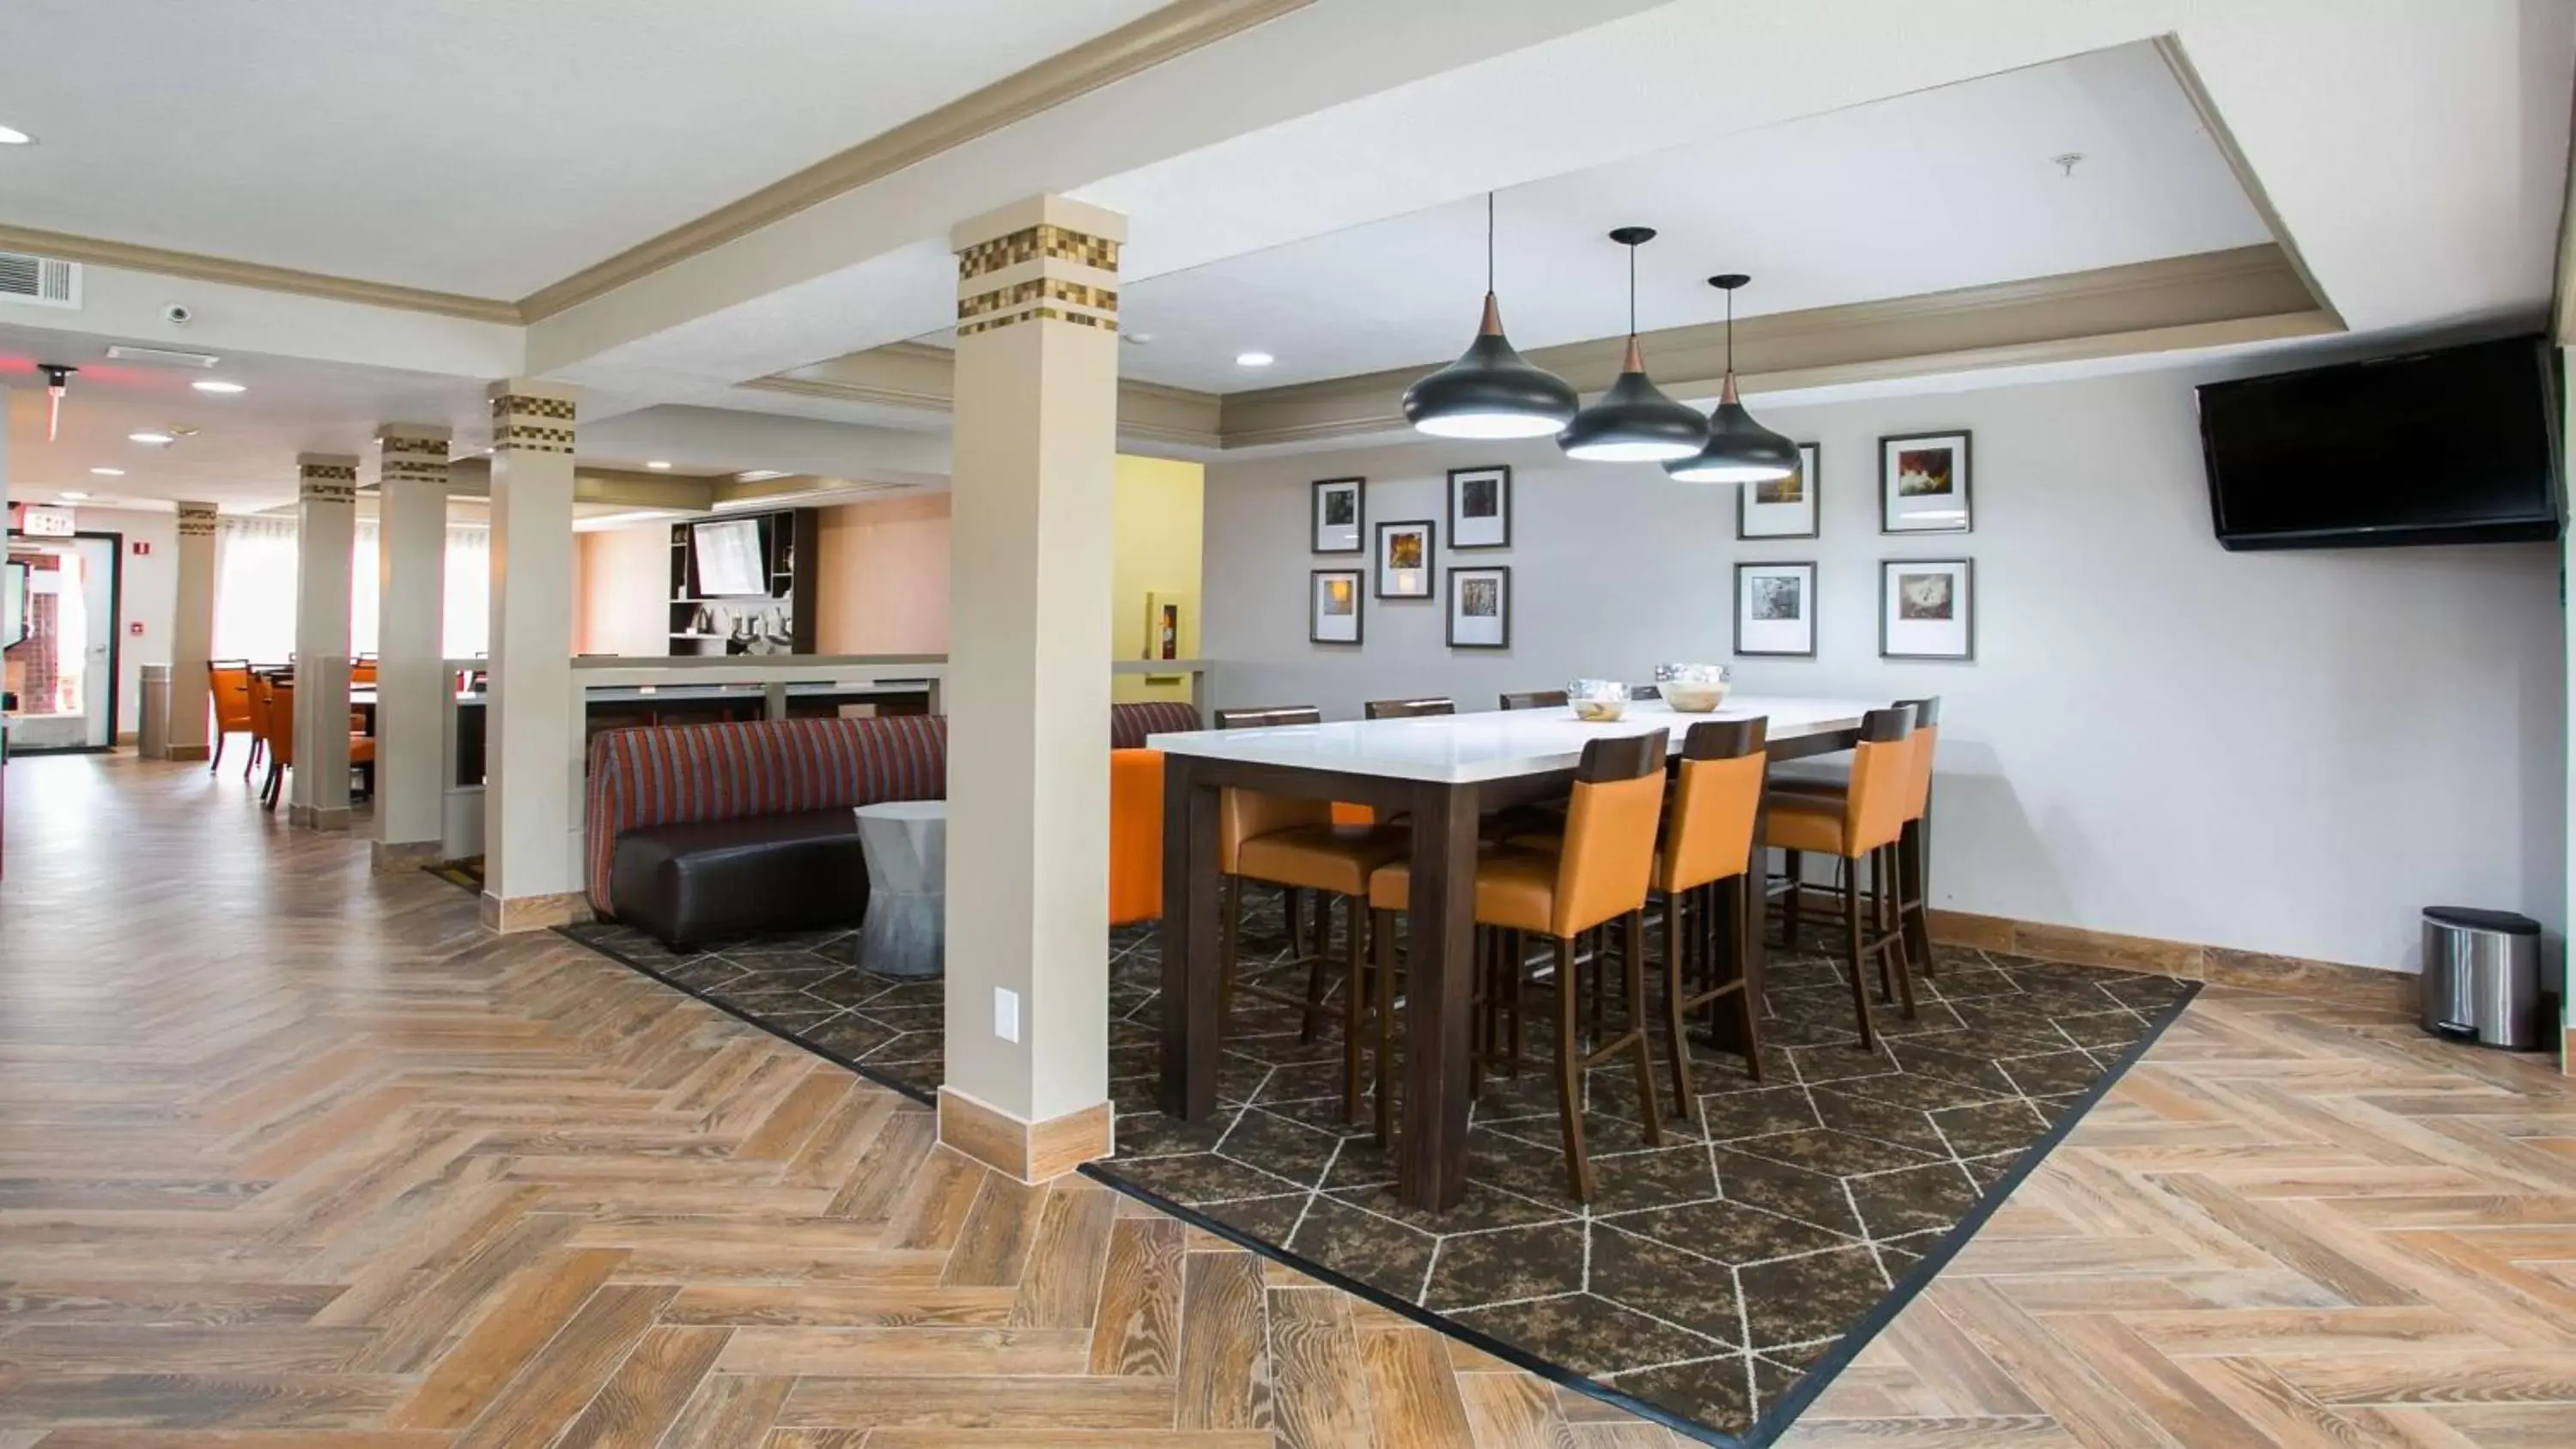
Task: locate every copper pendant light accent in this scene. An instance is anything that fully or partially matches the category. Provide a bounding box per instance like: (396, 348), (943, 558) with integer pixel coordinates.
(1558, 227), (1707, 464)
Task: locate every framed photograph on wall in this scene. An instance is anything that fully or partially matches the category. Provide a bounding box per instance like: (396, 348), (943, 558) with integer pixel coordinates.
(1880, 431), (1972, 533)
(1375, 518), (1435, 599)
(1446, 565), (1510, 648)
(1738, 441), (1820, 539)
(1448, 465), (1511, 549)
(1309, 568), (1364, 645)
(1880, 558), (1973, 660)
(1735, 561), (1817, 658)
(1312, 476), (1364, 554)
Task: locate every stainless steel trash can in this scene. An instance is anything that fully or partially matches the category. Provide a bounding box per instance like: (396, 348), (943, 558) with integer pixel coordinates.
(2420, 906), (2544, 1050)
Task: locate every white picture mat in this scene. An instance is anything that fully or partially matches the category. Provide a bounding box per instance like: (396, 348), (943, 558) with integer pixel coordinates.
(1377, 523), (1433, 597)
(1882, 433), (1970, 532)
(1737, 565), (1814, 654)
(1311, 573), (1362, 642)
(1883, 561), (1971, 657)
(1739, 442), (1820, 537)
(1451, 468), (1509, 548)
(1449, 571), (1506, 646)
(1315, 480), (1362, 551)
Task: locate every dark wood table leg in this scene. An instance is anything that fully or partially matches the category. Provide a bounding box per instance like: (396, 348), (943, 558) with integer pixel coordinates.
(1157, 755), (1224, 1121)
(1398, 779), (1479, 1212)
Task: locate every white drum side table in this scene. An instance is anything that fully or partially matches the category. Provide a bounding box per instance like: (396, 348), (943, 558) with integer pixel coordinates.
(854, 799), (946, 978)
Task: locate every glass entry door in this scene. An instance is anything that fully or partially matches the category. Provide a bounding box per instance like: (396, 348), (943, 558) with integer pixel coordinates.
(3, 533), (119, 753)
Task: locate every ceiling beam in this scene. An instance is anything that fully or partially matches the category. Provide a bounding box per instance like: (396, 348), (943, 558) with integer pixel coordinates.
(0, 222), (521, 324)
(748, 343), (1224, 452)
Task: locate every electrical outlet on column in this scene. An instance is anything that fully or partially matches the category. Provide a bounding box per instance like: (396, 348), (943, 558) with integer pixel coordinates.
(993, 987), (1020, 1044)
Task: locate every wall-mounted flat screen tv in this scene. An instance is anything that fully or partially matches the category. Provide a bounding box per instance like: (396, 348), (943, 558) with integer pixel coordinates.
(691, 518), (770, 597)
(2196, 335), (2561, 550)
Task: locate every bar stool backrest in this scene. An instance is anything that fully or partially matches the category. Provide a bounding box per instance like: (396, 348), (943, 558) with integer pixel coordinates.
(1896, 695), (1940, 822)
(209, 661), (253, 731)
(1661, 718), (1768, 892)
(1841, 704), (1920, 856)
(1498, 690), (1568, 711)
(1215, 706), (1323, 729)
(1365, 696), (1454, 719)
(1552, 729), (1670, 938)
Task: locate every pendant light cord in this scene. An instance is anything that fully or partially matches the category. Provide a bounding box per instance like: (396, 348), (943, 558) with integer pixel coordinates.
(1725, 288), (1735, 374)
(1626, 241), (1637, 338)
(1485, 191), (1495, 294)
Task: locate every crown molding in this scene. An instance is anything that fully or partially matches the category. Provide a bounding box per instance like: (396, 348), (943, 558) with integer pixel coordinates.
(515, 0), (1314, 323)
(745, 343), (1224, 451)
(0, 222), (523, 324)
(1216, 244), (2336, 450)
(2153, 34), (2342, 332)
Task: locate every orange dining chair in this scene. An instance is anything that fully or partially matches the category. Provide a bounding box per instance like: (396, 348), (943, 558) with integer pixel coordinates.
(1653, 718), (1770, 1118)
(1761, 705), (1922, 1050)
(1771, 696), (1941, 979)
(260, 682), (376, 813)
(208, 661), (253, 773)
(246, 675), (277, 784)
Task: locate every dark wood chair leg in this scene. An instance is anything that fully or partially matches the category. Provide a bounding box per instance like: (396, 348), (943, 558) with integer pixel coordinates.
(1843, 858), (1877, 1052)
(1781, 848), (1803, 946)
(1622, 911), (1662, 1148)
(1298, 889), (1331, 1044)
(1898, 817), (1935, 979)
(1504, 930), (1524, 1076)
(1883, 846), (1918, 1022)
(1552, 935), (1594, 1203)
(1661, 893), (1697, 1125)
(1728, 874), (1765, 1080)
(1370, 907), (1398, 1147)
(210, 735), (226, 773)
(1342, 894), (1369, 1123)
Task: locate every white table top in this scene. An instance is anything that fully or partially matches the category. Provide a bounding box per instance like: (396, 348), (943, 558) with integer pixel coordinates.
(1148, 695), (1881, 785)
(854, 799), (948, 822)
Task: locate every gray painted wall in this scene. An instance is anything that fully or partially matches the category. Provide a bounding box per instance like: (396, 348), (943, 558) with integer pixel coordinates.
(1201, 364), (2566, 973)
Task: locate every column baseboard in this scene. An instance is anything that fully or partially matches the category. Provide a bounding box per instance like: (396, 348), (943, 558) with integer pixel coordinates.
(938, 1087), (1113, 1183)
(372, 840), (444, 874)
(1923, 905), (2413, 1012)
(166, 744), (211, 763)
(288, 803), (354, 833)
(480, 889), (591, 934)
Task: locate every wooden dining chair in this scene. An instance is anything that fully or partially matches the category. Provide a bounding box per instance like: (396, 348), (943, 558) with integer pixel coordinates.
(1761, 705), (1920, 1051)
(1653, 718), (1770, 1119)
(1364, 696), (1455, 719)
(1499, 689), (1569, 711)
(1771, 696), (1941, 979)
(207, 660), (254, 773)
(1370, 730), (1670, 1200)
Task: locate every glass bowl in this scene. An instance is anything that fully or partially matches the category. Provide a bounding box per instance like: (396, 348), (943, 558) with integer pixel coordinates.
(1656, 663), (1732, 713)
(1566, 678), (1628, 723)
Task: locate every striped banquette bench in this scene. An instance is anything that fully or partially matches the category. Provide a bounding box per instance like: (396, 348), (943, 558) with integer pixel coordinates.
(589, 702), (1199, 949)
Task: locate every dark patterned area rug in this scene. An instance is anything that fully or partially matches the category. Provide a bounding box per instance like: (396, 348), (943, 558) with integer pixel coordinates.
(563, 895), (2195, 1445)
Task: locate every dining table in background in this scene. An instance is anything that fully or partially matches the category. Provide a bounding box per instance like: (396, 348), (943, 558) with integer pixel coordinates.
(1151, 695), (1902, 1213)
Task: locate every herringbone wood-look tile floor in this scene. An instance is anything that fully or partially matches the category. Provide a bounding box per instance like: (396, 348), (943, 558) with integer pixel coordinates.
(1, 755), (2571, 1446)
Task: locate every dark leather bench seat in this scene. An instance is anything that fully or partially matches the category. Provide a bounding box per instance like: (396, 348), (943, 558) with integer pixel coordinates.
(608, 809), (868, 950)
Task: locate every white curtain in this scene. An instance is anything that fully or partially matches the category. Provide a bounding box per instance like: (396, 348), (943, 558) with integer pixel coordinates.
(214, 517), (490, 663)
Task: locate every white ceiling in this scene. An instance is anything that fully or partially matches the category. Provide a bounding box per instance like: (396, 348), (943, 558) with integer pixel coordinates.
(1015, 40), (2273, 391)
(0, 0), (1166, 298)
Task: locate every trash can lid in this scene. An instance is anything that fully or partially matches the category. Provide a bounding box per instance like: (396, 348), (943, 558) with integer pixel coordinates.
(2422, 906), (2541, 935)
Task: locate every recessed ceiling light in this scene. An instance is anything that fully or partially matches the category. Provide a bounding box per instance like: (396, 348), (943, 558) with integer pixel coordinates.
(645, 460), (672, 470)
(734, 470), (790, 482)
(0, 124), (33, 147)
(1235, 351), (1274, 368)
(88, 467), (124, 477)
(128, 431), (175, 446)
(191, 379), (246, 394)
(1123, 332), (1155, 345)
(58, 490), (88, 500)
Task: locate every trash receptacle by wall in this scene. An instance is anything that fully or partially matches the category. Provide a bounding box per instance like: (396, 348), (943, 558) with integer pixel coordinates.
(138, 663), (173, 760)
(2419, 906), (2544, 1050)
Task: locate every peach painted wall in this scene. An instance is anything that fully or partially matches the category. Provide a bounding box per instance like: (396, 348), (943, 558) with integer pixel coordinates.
(574, 525), (672, 657)
(814, 494), (951, 654)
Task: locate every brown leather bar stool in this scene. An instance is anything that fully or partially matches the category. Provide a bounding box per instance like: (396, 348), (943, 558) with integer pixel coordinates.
(1771, 696), (1941, 978)
(1654, 718), (1769, 1119)
(1365, 696), (1455, 719)
(1499, 689), (1568, 710)
(1762, 705), (1921, 1052)
(1369, 730), (1670, 1201)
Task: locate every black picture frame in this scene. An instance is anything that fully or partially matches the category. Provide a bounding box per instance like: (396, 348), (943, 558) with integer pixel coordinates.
(1374, 518), (1436, 600)
(1737, 441), (1821, 540)
(1879, 557), (1975, 661)
(1733, 560), (1818, 658)
(1444, 565), (1510, 649)
(1880, 430), (1973, 534)
(1311, 476), (1364, 554)
(1309, 567), (1364, 645)
(1447, 465), (1511, 549)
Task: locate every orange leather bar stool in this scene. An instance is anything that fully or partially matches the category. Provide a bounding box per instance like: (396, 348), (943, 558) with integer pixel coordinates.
(1771, 697), (1941, 978)
(246, 676), (278, 788)
(1211, 705), (1376, 945)
(1653, 718), (1769, 1119)
(1364, 696), (1454, 719)
(261, 682), (377, 813)
(1108, 749), (1163, 927)
(208, 661), (254, 773)
(1370, 730), (1670, 1201)
(1499, 690), (1569, 711)
(1761, 705), (1921, 1051)
(350, 656), (379, 686)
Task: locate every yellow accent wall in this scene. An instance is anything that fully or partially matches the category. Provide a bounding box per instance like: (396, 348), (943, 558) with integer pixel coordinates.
(1110, 454), (1204, 703)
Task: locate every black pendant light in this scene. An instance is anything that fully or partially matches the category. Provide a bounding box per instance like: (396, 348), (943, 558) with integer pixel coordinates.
(1666, 273), (1798, 483)
(1402, 193), (1577, 439)
(1558, 227), (1707, 463)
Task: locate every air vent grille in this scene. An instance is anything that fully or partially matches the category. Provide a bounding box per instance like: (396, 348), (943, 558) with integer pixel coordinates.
(0, 252), (81, 308)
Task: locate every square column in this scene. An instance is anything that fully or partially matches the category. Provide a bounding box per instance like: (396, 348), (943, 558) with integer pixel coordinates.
(167, 502), (219, 762)
(289, 455), (357, 830)
(481, 380), (585, 931)
(939, 196), (1125, 1179)
(373, 426), (451, 870)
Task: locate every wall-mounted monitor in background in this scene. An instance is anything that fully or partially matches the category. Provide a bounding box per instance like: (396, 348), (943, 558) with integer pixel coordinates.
(3, 560), (26, 650)
(691, 518), (770, 597)
(2196, 334), (2562, 551)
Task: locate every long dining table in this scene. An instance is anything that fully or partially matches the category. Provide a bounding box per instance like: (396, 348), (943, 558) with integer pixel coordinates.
(1151, 694), (1900, 1212)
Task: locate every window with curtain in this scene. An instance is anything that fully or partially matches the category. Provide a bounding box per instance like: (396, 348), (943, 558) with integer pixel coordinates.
(214, 517), (492, 663)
